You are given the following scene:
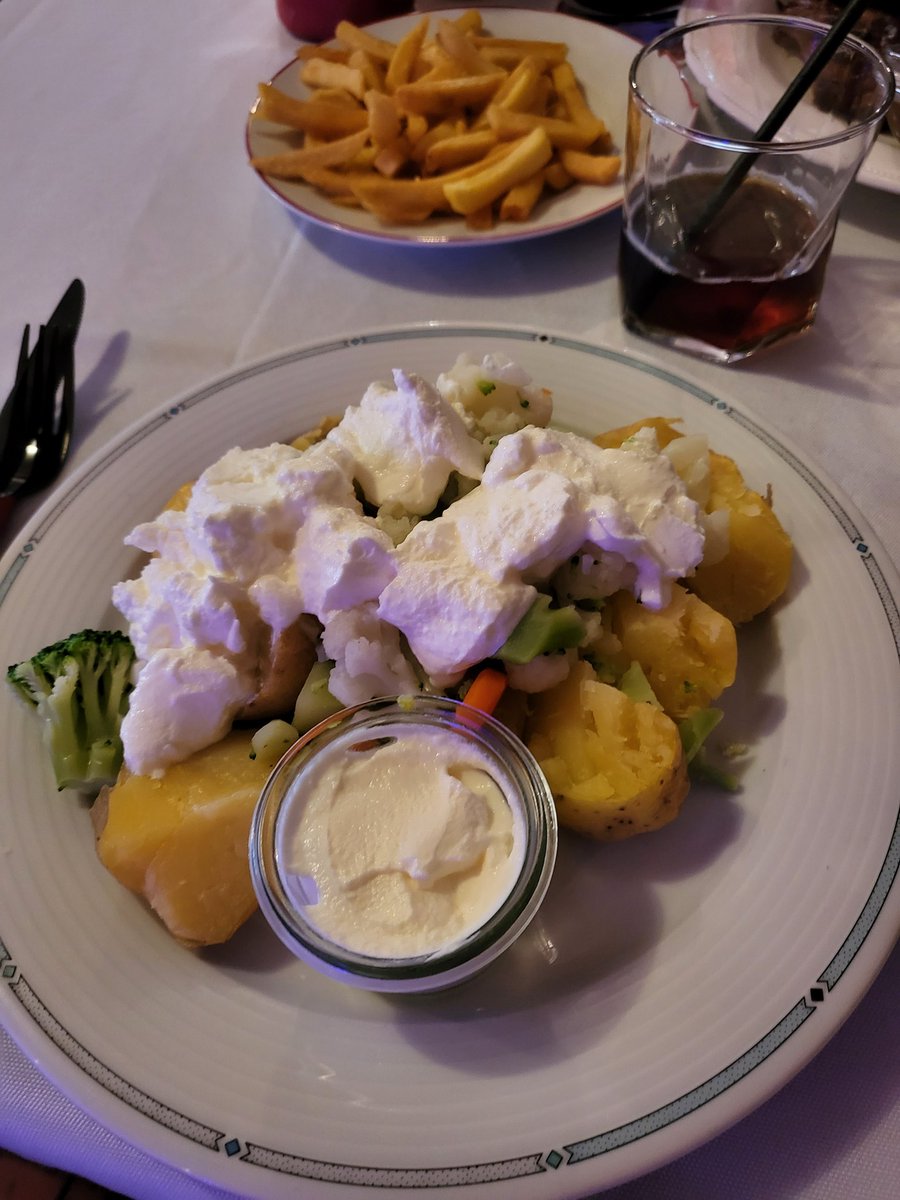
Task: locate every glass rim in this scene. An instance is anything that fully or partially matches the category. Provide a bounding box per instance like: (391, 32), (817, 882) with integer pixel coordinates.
(629, 14), (896, 155)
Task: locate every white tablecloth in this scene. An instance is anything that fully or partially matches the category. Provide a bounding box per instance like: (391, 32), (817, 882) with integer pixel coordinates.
(1, 2), (898, 1198)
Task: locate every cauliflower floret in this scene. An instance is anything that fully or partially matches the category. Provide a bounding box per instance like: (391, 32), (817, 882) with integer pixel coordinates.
(551, 551), (637, 607)
(505, 650), (575, 694)
(436, 352), (553, 431)
(322, 602), (420, 706)
(375, 502), (420, 547)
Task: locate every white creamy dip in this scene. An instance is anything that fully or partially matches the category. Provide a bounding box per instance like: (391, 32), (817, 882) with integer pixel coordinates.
(279, 723), (526, 960)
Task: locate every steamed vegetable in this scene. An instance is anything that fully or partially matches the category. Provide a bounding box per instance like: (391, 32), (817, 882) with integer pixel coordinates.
(7, 629), (136, 792)
(498, 595), (585, 663)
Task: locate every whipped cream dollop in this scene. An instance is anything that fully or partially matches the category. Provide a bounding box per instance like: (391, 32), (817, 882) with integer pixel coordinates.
(280, 722), (524, 959)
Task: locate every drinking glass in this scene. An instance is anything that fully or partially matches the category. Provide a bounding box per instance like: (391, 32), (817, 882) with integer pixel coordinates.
(276, 0), (409, 43)
(618, 15), (895, 364)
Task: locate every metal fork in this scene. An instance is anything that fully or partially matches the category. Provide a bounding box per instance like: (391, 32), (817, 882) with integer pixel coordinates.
(0, 283), (81, 502)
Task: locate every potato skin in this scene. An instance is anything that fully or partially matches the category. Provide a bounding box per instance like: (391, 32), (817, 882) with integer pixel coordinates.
(610, 583), (737, 721)
(527, 661), (689, 841)
(238, 613), (319, 721)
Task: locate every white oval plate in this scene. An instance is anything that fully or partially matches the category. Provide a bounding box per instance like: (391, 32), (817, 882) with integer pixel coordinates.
(1, 326), (899, 1199)
(245, 8), (635, 245)
(677, 0), (900, 194)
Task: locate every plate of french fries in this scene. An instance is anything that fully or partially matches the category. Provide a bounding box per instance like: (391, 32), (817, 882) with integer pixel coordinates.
(246, 7), (637, 244)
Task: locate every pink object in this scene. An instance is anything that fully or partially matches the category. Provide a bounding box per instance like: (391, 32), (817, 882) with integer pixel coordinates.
(276, 0), (411, 42)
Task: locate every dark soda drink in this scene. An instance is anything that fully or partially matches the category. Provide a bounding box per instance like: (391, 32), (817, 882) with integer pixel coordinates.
(619, 173), (834, 361)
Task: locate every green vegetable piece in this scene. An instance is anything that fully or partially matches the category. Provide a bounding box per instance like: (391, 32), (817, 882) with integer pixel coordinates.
(678, 708), (740, 792)
(618, 661), (662, 708)
(293, 660), (343, 733)
(497, 595), (585, 665)
(7, 629), (136, 792)
(678, 708), (723, 763)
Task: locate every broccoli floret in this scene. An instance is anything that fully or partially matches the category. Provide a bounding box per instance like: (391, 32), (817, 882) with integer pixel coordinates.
(7, 629), (136, 792)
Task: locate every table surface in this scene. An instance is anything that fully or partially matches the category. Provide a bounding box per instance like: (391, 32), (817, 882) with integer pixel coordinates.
(1, 2), (898, 1199)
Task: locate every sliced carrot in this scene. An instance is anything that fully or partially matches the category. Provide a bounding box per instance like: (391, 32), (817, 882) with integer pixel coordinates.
(462, 667), (507, 717)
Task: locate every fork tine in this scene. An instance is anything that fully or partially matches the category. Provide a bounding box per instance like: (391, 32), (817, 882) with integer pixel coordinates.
(14, 323), (30, 386)
(0, 328), (37, 492)
(24, 329), (74, 493)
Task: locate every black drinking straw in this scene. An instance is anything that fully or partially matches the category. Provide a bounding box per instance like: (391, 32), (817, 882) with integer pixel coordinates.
(686, 0), (870, 245)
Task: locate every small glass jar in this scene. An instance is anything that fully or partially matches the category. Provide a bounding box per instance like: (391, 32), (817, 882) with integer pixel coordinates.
(249, 695), (557, 993)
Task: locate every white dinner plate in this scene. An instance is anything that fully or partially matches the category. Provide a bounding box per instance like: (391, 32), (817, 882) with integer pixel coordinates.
(245, 8), (635, 245)
(1, 326), (899, 1199)
(677, 1), (900, 195)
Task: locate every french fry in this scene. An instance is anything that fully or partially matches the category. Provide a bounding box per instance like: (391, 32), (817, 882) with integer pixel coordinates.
(255, 84), (367, 136)
(543, 160), (574, 191)
(472, 37), (569, 68)
(365, 88), (401, 148)
(499, 169), (545, 221)
(334, 20), (396, 63)
(395, 72), (505, 116)
(466, 205), (495, 232)
(349, 48), (385, 94)
(453, 10), (484, 36)
(558, 148), (622, 185)
(436, 19), (505, 77)
(251, 15), (620, 231)
(299, 165), (373, 199)
(404, 111), (429, 145)
(443, 127), (553, 215)
(300, 57), (366, 100)
(488, 55), (547, 113)
(553, 61), (612, 151)
(486, 104), (606, 150)
(385, 17), (430, 93)
(423, 129), (498, 174)
(374, 136), (412, 178)
(250, 129), (369, 178)
(295, 45), (351, 65)
(407, 117), (458, 163)
(350, 175), (448, 222)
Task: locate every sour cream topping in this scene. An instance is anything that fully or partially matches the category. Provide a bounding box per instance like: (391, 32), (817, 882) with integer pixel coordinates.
(279, 723), (525, 959)
(378, 424), (703, 679)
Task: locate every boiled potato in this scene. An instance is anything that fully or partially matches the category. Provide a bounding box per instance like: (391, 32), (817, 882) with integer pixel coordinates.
(527, 661), (689, 841)
(93, 730), (271, 947)
(596, 418), (792, 624)
(594, 415), (682, 450)
(610, 583), (737, 720)
(690, 451), (793, 624)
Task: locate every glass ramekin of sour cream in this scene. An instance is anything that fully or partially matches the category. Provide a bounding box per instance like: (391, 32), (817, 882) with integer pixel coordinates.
(249, 695), (558, 993)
